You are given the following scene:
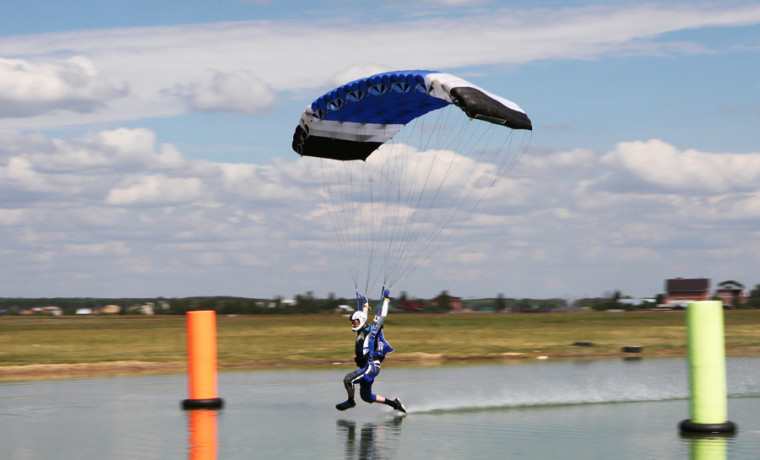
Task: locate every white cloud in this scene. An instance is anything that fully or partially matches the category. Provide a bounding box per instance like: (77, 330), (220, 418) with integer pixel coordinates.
(167, 70), (277, 115)
(1, 127), (760, 297)
(0, 56), (127, 117)
(1, 3), (759, 128)
(0, 1), (759, 298)
(0, 127), (331, 295)
(105, 175), (204, 206)
(329, 65), (393, 87)
(599, 139), (760, 194)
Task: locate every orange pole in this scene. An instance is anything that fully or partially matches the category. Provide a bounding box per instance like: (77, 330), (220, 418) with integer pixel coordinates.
(182, 310), (224, 409)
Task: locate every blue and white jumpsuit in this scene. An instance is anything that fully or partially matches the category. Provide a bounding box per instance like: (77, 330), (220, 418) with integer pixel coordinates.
(343, 302), (394, 403)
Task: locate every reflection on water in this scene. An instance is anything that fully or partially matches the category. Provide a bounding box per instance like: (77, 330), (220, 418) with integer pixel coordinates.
(687, 435), (727, 460)
(187, 410), (218, 460)
(2, 357), (760, 459)
(336, 416), (405, 460)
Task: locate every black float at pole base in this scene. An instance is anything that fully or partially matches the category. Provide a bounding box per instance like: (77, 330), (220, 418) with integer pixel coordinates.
(679, 419), (737, 434)
(182, 398), (224, 410)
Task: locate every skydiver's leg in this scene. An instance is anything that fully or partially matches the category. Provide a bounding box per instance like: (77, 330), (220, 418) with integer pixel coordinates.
(358, 382), (374, 403)
(336, 369), (362, 411)
(336, 389), (356, 411)
(358, 375), (406, 413)
(366, 392), (406, 412)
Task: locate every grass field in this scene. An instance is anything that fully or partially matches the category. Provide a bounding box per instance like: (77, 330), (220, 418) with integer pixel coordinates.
(1, 309), (759, 379)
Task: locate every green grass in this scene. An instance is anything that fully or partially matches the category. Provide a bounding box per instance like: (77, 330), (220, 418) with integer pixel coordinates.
(1, 310), (759, 370)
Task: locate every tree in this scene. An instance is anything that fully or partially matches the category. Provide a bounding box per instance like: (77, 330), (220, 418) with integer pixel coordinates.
(514, 298), (532, 313)
(293, 291), (320, 314)
(494, 293), (507, 312)
(432, 291), (451, 313)
(746, 284), (760, 308)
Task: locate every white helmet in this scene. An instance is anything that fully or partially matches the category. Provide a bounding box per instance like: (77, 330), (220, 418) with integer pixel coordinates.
(350, 310), (368, 331)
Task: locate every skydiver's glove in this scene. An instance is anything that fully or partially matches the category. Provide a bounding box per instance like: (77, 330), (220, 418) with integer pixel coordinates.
(354, 356), (362, 367)
(356, 291), (368, 310)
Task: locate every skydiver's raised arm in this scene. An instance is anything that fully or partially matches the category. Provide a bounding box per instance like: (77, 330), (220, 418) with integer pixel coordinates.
(372, 287), (391, 329)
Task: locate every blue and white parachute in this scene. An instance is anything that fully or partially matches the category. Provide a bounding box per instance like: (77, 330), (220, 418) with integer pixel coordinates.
(292, 70), (532, 294)
(293, 70), (531, 161)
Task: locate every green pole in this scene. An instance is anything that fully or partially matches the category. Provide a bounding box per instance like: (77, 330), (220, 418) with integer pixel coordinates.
(679, 301), (736, 433)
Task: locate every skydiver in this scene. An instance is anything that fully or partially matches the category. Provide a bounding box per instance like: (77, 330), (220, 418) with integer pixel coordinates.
(336, 287), (406, 414)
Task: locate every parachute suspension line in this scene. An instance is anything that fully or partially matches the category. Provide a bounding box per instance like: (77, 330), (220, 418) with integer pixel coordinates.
(341, 159), (365, 291)
(380, 124), (416, 287)
(383, 105), (464, 287)
(380, 109), (438, 287)
(378, 139), (403, 290)
(402, 126), (512, 284)
(359, 164), (377, 293)
(362, 124), (409, 294)
(396, 107), (459, 278)
(385, 112), (530, 287)
(383, 108), (438, 287)
(303, 157), (357, 291)
(384, 113), (462, 286)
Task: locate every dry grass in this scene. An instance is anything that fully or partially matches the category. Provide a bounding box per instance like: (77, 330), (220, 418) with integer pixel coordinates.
(1, 309), (758, 379)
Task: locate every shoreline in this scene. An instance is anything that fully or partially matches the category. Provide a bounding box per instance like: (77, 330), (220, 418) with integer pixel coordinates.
(3, 310), (758, 382)
(0, 350), (697, 382)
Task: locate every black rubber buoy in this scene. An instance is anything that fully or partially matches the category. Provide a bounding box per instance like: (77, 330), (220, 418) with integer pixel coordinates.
(573, 341), (594, 347)
(679, 419), (737, 434)
(182, 398), (224, 410)
(621, 346), (642, 353)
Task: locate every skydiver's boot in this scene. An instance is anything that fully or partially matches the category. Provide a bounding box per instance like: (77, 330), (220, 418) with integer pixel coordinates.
(384, 397), (406, 413)
(336, 398), (356, 411)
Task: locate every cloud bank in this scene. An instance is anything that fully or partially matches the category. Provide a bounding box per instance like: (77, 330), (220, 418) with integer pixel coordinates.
(1, 3), (759, 128)
(1, 1), (758, 299)
(1, 127), (759, 298)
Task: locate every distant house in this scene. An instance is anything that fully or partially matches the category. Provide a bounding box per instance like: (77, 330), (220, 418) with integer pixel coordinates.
(101, 305), (121, 314)
(664, 278), (710, 306)
(400, 297), (466, 312)
(714, 282), (747, 307)
(41, 306), (62, 316)
(401, 300), (423, 312)
(21, 306), (62, 316)
(428, 295), (464, 312)
(618, 298), (655, 308)
(336, 304), (354, 313)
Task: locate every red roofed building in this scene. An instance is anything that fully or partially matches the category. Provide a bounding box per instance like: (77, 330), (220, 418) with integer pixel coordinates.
(714, 281), (747, 307)
(664, 278), (710, 306)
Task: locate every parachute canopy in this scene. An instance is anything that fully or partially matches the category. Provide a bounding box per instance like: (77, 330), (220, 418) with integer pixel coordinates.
(292, 70), (532, 294)
(292, 70), (532, 161)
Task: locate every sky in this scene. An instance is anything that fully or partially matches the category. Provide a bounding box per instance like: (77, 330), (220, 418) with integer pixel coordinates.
(1, 0), (759, 301)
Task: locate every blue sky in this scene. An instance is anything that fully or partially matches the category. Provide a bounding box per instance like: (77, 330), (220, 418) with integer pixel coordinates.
(1, 0), (760, 301)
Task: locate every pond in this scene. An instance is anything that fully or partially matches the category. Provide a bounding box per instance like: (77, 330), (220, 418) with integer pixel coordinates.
(2, 357), (759, 459)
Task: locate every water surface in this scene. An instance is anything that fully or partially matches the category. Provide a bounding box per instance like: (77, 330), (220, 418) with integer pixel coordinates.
(2, 357), (759, 459)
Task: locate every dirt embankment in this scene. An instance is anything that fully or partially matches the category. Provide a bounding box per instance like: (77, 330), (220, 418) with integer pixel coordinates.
(0, 361), (187, 381)
(0, 350), (664, 381)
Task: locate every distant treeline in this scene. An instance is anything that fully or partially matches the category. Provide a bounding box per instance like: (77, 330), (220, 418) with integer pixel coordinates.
(0, 293), (573, 316)
(2, 288), (758, 316)
(0, 295), (351, 316)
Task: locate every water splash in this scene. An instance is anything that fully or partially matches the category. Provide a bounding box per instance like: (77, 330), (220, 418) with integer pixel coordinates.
(382, 357), (759, 414)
